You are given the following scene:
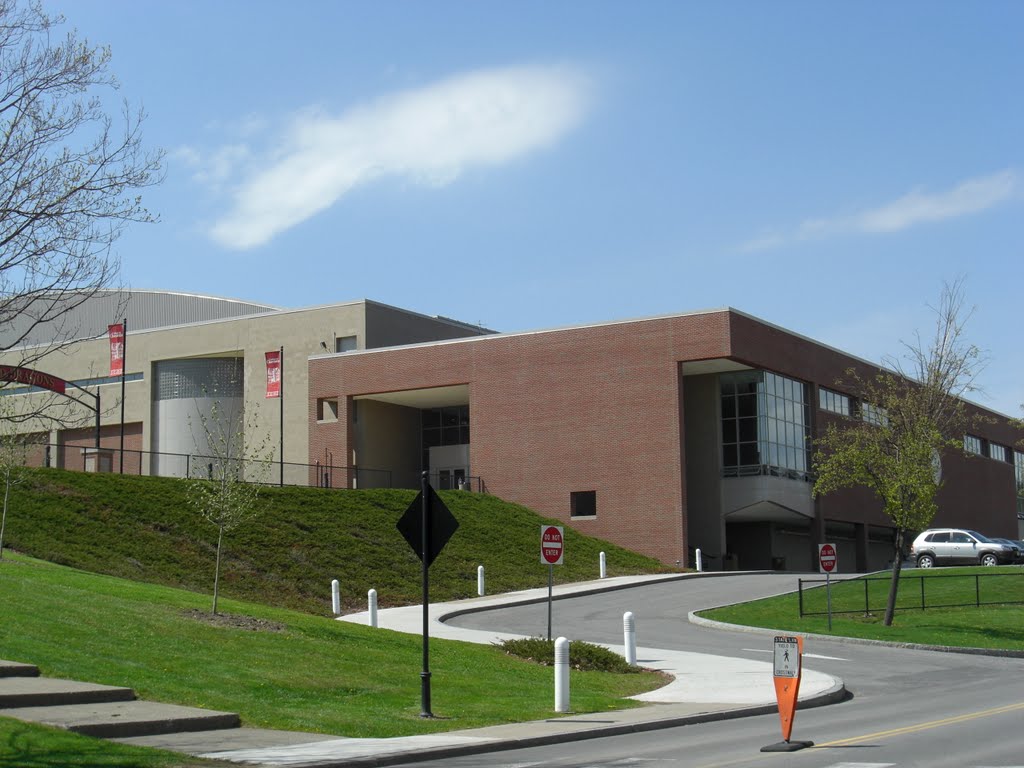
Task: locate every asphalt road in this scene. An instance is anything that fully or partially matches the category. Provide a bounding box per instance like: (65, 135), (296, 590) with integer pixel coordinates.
(396, 573), (1024, 768)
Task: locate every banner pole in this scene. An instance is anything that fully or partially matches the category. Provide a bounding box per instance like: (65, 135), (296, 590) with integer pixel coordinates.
(119, 317), (126, 474)
(279, 345), (284, 487)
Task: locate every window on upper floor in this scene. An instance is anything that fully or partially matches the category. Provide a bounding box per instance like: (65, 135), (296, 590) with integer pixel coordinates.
(317, 397), (338, 423)
(818, 387), (851, 417)
(1015, 450), (1024, 492)
(964, 434), (983, 455)
(721, 370), (810, 477)
(861, 402), (888, 427)
(989, 443), (1008, 463)
(336, 335), (357, 353)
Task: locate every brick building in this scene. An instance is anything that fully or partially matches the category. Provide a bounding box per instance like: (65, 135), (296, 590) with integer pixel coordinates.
(309, 307), (1024, 572)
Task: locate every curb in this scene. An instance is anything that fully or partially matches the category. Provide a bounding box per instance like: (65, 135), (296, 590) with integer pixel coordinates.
(282, 681), (849, 768)
(687, 609), (1024, 658)
(439, 570), (774, 623)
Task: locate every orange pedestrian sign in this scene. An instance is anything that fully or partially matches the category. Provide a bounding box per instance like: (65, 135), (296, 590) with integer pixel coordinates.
(761, 635), (814, 752)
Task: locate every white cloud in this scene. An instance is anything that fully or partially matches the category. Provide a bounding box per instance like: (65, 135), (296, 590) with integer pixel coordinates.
(739, 169), (1019, 253)
(200, 65), (592, 250)
(856, 170), (1018, 233)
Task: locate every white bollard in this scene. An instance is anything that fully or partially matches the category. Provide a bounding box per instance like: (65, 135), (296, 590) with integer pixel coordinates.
(477, 565), (485, 596)
(331, 579), (340, 615)
(368, 588), (378, 628)
(695, 548), (703, 572)
(623, 611), (637, 666)
(599, 551), (607, 579)
(554, 637), (570, 713)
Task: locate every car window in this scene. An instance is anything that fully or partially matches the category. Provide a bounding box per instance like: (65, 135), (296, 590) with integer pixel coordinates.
(968, 531), (992, 542)
(951, 532), (972, 544)
(927, 532), (950, 543)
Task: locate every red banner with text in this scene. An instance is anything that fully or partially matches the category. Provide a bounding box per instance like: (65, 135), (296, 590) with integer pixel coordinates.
(108, 324), (125, 377)
(265, 350), (281, 398)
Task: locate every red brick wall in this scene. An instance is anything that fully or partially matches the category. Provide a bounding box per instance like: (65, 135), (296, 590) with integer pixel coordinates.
(60, 423), (143, 474)
(311, 311), (733, 564)
(310, 309), (1024, 563)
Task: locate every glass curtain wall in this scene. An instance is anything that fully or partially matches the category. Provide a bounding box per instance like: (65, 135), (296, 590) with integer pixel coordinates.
(721, 370), (810, 479)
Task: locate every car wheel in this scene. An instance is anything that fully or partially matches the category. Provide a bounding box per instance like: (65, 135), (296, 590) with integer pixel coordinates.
(917, 554), (935, 568)
(981, 553), (999, 566)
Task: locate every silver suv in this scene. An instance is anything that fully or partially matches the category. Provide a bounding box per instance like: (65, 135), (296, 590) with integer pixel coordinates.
(909, 528), (1019, 568)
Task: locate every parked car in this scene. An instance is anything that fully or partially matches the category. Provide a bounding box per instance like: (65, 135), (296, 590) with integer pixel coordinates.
(909, 528), (1019, 568)
(989, 538), (1024, 564)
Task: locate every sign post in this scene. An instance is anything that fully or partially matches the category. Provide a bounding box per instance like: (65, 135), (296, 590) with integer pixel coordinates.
(541, 525), (564, 640)
(818, 543), (838, 631)
(396, 474), (460, 718)
(761, 635), (813, 752)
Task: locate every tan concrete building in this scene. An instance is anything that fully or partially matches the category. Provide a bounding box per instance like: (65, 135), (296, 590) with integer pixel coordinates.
(0, 290), (490, 482)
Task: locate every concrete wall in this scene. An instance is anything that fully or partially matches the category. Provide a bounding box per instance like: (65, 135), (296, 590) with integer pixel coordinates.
(353, 399), (420, 488)
(0, 299), (489, 474)
(682, 374), (724, 565)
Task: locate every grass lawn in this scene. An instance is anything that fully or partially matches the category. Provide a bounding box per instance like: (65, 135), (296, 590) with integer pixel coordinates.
(698, 566), (1024, 650)
(0, 554), (666, 739)
(3, 469), (671, 616)
(0, 718), (229, 768)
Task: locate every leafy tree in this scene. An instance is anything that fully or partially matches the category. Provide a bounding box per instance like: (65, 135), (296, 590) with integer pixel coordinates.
(184, 398), (274, 614)
(813, 280), (983, 626)
(0, 0), (161, 375)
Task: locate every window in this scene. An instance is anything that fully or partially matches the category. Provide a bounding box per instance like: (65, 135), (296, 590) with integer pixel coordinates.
(1015, 451), (1024, 492)
(964, 434), (983, 455)
(335, 335), (357, 353)
(926, 531), (949, 543)
(571, 490), (596, 518)
(861, 402), (888, 427)
(818, 387), (851, 416)
(989, 443), (1008, 463)
(720, 370), (809, 478)
(317, 397), (338, 423)
(421, 404), (469, 469)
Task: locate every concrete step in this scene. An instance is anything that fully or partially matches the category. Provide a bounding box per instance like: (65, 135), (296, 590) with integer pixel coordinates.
(3, 699), (241, 739)
(0, 676), (135, 708)
(0, 659), (40, 678)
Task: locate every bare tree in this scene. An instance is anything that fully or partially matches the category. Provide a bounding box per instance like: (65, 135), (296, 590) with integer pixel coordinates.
(0, 395), (37, 559)
(813, 279), (985, 626)
(184, 397), (275, 615)
(0, 0), (162, 373)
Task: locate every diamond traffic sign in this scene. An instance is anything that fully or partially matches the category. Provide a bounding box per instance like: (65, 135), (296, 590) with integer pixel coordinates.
(397, 487), (459, 567)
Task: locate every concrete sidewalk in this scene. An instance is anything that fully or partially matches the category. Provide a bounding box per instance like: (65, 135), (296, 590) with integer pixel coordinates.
(161, 572), (844, 767)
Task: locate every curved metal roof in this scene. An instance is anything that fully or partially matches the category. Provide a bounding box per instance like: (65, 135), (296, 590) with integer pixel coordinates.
(0, 289), (281, 349)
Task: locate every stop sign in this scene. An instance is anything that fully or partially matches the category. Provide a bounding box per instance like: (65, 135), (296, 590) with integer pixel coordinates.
(541, 525), (564, 565)
(818, 543), (837, 574)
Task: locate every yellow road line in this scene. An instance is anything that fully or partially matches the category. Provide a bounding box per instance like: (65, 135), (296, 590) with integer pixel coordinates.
(817, 701), (1024, 747)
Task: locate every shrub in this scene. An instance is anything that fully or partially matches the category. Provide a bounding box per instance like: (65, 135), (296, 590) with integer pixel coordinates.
(497, 637), (639, 673)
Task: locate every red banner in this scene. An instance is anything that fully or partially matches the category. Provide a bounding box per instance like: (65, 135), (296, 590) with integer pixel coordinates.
(265, 350), (281, 398)
(108, 323), (125, 377)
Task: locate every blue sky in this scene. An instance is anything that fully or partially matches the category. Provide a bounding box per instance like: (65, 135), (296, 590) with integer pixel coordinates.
(52, 1), (1022, 415)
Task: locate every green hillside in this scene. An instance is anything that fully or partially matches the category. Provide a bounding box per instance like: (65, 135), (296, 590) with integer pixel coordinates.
(1, 469), (672, 615)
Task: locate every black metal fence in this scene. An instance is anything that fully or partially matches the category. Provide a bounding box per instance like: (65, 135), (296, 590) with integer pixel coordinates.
(798, 571), (1024, 617)
(28, 443), (484, 493)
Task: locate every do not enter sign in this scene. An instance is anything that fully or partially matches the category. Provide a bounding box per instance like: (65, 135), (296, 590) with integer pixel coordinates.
(818, 543), (837, 574)
(541, 525), (564, 565)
